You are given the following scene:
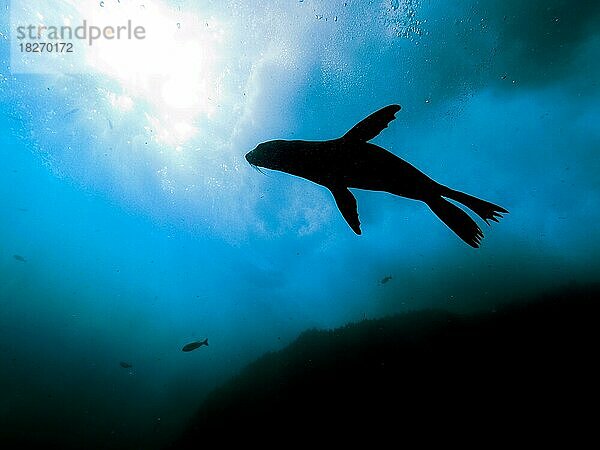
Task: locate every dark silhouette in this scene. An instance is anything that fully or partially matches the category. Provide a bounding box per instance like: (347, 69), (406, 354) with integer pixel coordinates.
(171, 284), (599, 448)
(246, 105), (508, 247)
(13, 254), (26, 262)
(182, 338), (208, 352)
(380, 275), (393, 284)
(119, 361), (133, 369)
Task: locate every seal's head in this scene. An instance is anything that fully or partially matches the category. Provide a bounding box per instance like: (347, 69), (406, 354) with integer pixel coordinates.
(245, 140), (288, 172)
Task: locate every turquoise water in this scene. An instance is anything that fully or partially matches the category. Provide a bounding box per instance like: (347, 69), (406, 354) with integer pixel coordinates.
(1, 1), (598, 448)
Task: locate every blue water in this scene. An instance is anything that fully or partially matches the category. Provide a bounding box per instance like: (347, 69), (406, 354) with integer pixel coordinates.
(1, 0), (598, 448)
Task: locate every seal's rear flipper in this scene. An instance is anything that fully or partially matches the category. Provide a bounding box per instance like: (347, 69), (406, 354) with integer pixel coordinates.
(441, 188), (508, 225)
(427, 197), (483, 248)
(330, 187), (361, 235)
(343, 105), (401, 142)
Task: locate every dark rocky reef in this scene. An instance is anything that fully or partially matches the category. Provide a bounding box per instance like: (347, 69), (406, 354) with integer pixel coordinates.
(171, 284), (599, 447)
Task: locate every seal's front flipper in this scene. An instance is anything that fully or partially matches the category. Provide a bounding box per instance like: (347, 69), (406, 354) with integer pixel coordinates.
(343, 104), (401, 142)
(330, 187), (361, 235)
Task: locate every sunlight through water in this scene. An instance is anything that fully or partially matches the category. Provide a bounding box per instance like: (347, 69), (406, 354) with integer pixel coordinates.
(78, 1), (228, 147)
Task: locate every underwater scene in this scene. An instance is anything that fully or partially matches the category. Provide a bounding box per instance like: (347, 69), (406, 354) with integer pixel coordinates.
(1, 0), (598, 448)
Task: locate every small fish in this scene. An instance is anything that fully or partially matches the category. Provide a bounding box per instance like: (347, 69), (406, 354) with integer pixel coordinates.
(119, 361), (132, 368)
(182, 338), (208, 352)
(13, 255), (26, 262)
(63, 108), (80, 117)
(380, 275), (393, 285)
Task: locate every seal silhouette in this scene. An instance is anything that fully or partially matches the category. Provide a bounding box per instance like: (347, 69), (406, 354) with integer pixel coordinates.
(245, 105), (507, 247)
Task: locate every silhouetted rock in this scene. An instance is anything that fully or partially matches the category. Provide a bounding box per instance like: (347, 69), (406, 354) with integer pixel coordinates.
(170, 284), (599, 447)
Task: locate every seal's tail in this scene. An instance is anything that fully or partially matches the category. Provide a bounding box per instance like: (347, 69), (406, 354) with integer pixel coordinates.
(426, 188), (508, 248)
(427, 197), (484, 248)
(442, 188), (508, 225)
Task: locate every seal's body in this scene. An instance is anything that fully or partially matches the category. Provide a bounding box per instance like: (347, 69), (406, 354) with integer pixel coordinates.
(246, 105), (507, 247)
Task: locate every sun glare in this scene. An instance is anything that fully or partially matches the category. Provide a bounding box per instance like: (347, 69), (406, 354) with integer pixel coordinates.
(71, 0), (227, 147)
